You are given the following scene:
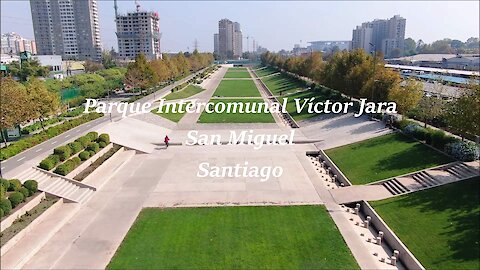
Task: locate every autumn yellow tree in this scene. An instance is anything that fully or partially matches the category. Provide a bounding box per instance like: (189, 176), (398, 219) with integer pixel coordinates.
(26, 78), (61, 130)
(388, 78), (423, 114)
(0, 78), (31, 143)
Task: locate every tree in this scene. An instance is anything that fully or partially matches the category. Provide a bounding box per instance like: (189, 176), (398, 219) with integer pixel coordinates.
(388, 78), (423, 114)
(0, 78), (31, 144)
(415, 85), (446, 128)
(26, 78), (61, 130)
(404, 38), (417, 56)
(6, 59), (49, 82)
(84, 60), (103, 73)
(124, 54), (158, 90)
(102, 48), (117, 69)
(445, 82), (480, 139)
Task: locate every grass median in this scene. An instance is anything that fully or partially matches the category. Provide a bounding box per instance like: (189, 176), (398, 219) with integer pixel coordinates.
(164, 85), (205, 100)
(213, 80), (261, 97)
(107, 205), (359, 269)
(198, 98), (275, 123)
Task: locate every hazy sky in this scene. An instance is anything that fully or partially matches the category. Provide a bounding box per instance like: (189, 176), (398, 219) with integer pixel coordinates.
(1, 1), (479, 52)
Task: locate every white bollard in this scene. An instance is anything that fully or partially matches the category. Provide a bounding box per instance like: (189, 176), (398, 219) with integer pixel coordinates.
(376, 236), (382, 245)
(391, 256), (397, 266)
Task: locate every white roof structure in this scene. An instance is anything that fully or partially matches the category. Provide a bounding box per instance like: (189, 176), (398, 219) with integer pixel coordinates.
(385, 64), (480, 77)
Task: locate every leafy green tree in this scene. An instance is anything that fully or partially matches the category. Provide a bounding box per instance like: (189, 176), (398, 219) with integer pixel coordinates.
(26, 78), (61, 130)
(124, 54), (158, 90)
(7, 59), (49, 81)
(446, 82), (480, 139)
(0, 78), (31, 144)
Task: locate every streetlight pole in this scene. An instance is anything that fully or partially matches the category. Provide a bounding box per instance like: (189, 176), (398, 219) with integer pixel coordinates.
(369, 43), (377, 120)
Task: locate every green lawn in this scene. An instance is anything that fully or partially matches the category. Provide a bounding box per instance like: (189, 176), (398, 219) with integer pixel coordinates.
(223, 70), (252, 78)
(164, 85), (204, 100)
(325, 133), (454, 185)
(262, 73), (306, 95)
(198, 98), (275, 123)
(255, 67), (279, 77)
(213, 80), (261, 97)
(107, 206), (359, 270)
(151, 103), (189, 123)
(371, 177), (480, 270)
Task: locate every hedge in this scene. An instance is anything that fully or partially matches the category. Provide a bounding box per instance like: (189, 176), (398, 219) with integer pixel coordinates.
(68, 141), (83, 154)
(86, 142), (100, 154)
(8, 179), (22, 191)
(0, 112), (103, 161)
(98, 141), (107, 148)
(23, 180), (38, 196)
(79, 151), (91, 161)
(39, 154), (61, 170)
(87, 131), (98, 141)
(54, 146), (72, 161)
(0, 185), (5, 200)
(97, 133), (110, 145)
(8, 191), (24, 208)
(0, 178), (10, 190)
(75, 136), (92, 148)
(0, 208), (3, 218)
(19, 187), (30, 198)
(54, 159), (80, 176)
(0, 199), (12, 215)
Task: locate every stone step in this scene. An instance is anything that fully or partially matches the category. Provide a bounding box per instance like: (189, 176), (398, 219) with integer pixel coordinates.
(391, 178), (409, 193)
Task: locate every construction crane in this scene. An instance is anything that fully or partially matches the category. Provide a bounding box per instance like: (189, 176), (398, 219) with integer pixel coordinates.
(135, 0), (140, 12)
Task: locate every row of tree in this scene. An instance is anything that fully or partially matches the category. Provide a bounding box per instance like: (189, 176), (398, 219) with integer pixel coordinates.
(260, 49), (479, 139)
(1, 78), (60, 132)
(404, 37), (480, 56)
(124, 51), (214, 90)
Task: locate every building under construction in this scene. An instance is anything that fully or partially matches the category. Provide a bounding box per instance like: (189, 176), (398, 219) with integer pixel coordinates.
(115, 1), (161, 61)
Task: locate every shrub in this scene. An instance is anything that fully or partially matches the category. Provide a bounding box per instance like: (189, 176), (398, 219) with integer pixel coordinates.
(71, 156), (81, 166)
(79, 151), (91, 161)
(39, 154), (61, 170)
(87, 131), (98, 141)
(9, 191), (24, 208)
(0, 199), (12, 215)
(445, 141), (479, 162)
(0, 178), (10, 191)
(97, 133), (110, 144)
(0, 185), (5, 200)
(23, 180), (38, 195)
(75, 136), (92, 148)
(403, 123), (429, 140)
(0, 208), (4, 219)
(431, 130), (447, 148)
(8, 179), (22, 191)
(86, 142), (100, 154)
(89, 150), (96, 156)
(98, 141), (107, 148)
(68, 141), (83, 154)
(54, 146), (72, 161)
(19, 187), (30, 198)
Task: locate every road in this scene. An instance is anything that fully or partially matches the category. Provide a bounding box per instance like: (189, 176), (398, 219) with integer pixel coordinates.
(0, 68), (207, 178)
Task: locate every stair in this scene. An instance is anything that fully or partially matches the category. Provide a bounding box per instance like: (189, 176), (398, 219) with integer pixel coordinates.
(14, 167), (95, 204)
(382, 178), (410, 195)
(412, 171), (439, 187)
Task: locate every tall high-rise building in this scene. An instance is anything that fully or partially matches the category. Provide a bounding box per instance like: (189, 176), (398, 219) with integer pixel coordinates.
(216, 19), (242, 59)
(116, 11), (161, 61)
(29, 0), (101, 60)
(351, 15), (406, 58)
(1, 32), (37, 55)
(213, 33), (219, 55)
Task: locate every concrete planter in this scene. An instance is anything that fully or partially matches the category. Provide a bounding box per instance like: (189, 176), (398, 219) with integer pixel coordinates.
(66, 143), (113, 179)
(82, 147), (125, 187)
(317, 149), (353, 187)
(0, 197), (64, 256)
(359, 200), (425, 270)
(1, 192), (46, 233)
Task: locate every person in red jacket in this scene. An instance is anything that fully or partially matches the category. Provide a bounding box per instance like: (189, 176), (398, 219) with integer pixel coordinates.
(164, 135), (170, 148)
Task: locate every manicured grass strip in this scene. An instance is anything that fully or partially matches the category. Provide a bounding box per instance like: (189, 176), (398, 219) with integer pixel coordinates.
(0, 113), (103, 161)
(164, 85), (205, 100)
(107, 206), (359, 270)
(263, 73), (305, 95)
(223, 71), (252, 78)
(255, 67), (279, 77)
(198, 98), (275, 123)
(213, 80), (261, 97)
(371, 177), (480, 270)
(151, 103), (190, 123)
(325, 133), (454, 185)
